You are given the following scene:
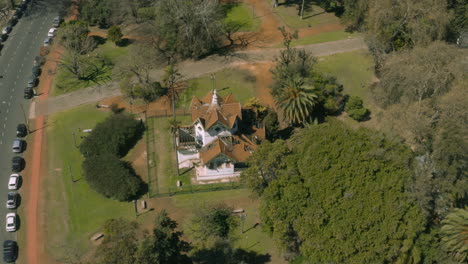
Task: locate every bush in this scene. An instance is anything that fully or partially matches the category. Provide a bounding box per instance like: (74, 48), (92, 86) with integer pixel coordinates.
(80, 113), (146, 200)
(83, 154), (144, 201)
(345, 96), (369, 121)
(80, 113), (144, 158)
(348, 107), (369, 121)
(107, 26), (123, 44)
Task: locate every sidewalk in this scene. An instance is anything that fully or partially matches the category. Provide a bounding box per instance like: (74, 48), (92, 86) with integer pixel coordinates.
(33, 37), (367, 117)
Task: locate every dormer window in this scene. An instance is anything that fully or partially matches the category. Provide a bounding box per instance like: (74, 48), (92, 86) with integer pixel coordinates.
(197, 126), (202, 131)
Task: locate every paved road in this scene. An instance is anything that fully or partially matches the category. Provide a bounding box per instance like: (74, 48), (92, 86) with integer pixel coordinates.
(34, 37), (367, 116)
(0, 0), (61, 262)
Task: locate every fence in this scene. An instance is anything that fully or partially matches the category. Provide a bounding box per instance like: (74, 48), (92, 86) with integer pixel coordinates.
(150, 181), (246, 198)
(145, 108), (191, 118)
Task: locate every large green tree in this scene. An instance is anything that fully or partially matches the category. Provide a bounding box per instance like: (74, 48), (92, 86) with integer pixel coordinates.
(241, 140), (290, 196)
(441, 208), (468, 263)
(276, 75), (319, 125)
(258, 121), (427, 262)
(135, 210), (192, 264)
(95, 218), (139, 264)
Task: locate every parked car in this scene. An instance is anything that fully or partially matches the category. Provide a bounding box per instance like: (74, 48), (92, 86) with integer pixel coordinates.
(11, 157), (24, 172)
(27, 76), (37, 88)
(6, 193), (18, 209)
(7, 174), (19, 190)
(33, 55), (42, 66)
(12, 139), (25, 153)
(7, 19), (16, 27)
(2, 240), (17, 263)
(0, 34), (7, 42)
(2, 26), (11, 35)
(47, 27), (56, 37)
(24, 87), (33, 99)
(12, 10), (21, 20)
(43, 37), (52, 46)
(32, 65), (41, 77)
(52, 16), (61, 27)
(16, 124), (27, 137)
(5, 213), (16, 232)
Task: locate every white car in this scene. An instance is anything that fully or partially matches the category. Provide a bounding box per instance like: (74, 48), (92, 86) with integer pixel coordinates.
(43, 37), (52, 46)
(6, 213), (16, 232)
(47, 28), (57, 37)
(8, 174), (19, 190)
(2, 26), (11, 35)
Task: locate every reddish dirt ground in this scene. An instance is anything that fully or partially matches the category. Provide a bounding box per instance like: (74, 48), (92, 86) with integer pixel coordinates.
(237, 62), (276, 108)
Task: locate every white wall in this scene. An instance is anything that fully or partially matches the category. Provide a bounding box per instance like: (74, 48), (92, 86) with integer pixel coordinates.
(177, 149), (199, 168)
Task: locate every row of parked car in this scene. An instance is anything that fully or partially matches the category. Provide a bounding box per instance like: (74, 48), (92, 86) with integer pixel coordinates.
(3, 124), (27, 263)
(2, 2), (30, 262)
(24, 16), (61, 100)
(0, 0), (28, 53)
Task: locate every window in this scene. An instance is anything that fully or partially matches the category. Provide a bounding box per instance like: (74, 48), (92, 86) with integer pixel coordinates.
(226, 161), (231, 168)
(208, 163), (214, 170)
(215, 127), (221, 132)
(197, 126), (202, 131)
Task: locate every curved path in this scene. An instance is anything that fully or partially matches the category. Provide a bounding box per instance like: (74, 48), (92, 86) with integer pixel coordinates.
(34, 37), (366, 116)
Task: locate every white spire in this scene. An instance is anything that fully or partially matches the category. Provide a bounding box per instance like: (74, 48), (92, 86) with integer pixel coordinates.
(212, 89), (219, 106)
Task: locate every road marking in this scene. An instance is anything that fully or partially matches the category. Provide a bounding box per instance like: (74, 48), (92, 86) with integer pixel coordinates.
(8, 102), (11, 106)
(4, 117), (6, 121)
(6, 109), (9, 114)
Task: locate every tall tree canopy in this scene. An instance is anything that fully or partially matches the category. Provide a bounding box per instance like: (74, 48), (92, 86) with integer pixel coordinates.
(257, 121), (427, 262)
(441, 208), (468, 263)
(372, 42), (465, 108)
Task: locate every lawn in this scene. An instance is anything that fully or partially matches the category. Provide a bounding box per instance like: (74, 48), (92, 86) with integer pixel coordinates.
(224, 2), (261, 32)
(51, 40), (129, 96)
(179, 68), (256, 108)
(290, 30), (359, 47)
(44, 105), (134, 259)
(272, 1), (341, 29)
(149, 116), (192, 195)
(315, 50), (374, 102)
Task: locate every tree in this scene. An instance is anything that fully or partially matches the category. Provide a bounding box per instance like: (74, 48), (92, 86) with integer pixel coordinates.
(145, 0), (225, 59)
(135, 210), (192, 264)
(95, 218), (139, 264)
(441, 208), (468, 262)
(108, 26), (123, 45)
(241, 140), (290, 196)
(83, 153), (144, 201)
(276, 75), (319, 125)
(188, 203), (239, 247)
(372, 42), (464, 108)
(80, 113), (144, 158)
(191, 240), (271, 264)
(58, 20), (95, 55)
(260, 121), (427, 262)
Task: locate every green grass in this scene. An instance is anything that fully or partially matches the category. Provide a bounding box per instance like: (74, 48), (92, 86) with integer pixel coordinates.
(289, 30), (359, 47)
(224, 2), (261, 32)
(52, 40), (129, 96)
(150, 116), (192, 194)
(179, 68), (256, 108)
(173, 189), (277, 258)
(316, 50), (374, 101)
(95, 40), (130, 63)
(44, 105), (134, 258)
(273, 2), (340, 29)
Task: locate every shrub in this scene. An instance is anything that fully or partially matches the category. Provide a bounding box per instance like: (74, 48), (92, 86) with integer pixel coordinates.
(80, 113), (144, 158)
(348, 107), (369, 121)
(345, 96), (369, 121)
(83, 154), (144, 201)
(107, 26), (123, 44)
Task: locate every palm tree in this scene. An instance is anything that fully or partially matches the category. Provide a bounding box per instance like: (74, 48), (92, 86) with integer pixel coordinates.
(276, 75), (318, 125)
(441, 208), (468, 263)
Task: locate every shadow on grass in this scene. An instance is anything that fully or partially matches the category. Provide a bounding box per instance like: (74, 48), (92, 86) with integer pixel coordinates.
(117, 38), (133, 47)
(191, 241), (271, 264)
(92, 35), (107, 45)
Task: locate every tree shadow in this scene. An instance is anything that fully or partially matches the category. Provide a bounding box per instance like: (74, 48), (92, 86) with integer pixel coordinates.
(92, 35), (107, 45)
(191, 242), (271, 264)
(116, 38), (133, 47)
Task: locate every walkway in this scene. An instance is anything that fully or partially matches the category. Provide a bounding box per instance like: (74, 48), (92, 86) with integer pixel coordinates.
(33, 37), (367, 117)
